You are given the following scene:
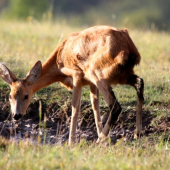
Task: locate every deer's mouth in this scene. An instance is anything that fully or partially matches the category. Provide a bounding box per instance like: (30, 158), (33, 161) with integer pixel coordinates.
(13, 113), (22, 120)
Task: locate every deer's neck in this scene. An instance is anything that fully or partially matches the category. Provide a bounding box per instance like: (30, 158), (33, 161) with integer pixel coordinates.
(31, 49), (63, 93)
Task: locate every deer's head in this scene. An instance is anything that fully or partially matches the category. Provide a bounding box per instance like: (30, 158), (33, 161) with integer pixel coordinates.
(0, 61), (42, 120)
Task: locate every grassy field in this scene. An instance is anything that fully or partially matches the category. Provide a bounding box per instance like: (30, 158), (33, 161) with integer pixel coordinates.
(0, 20), (170, 169)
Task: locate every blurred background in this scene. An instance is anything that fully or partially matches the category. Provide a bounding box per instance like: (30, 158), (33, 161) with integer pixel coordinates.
(0, 0), (170, 30)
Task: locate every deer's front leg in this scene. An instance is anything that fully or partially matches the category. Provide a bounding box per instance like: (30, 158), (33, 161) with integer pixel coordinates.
(69, 77), (82, 145)
(90, 84), (102, 137)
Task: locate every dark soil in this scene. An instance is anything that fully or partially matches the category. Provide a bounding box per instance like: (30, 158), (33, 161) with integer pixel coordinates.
(0, 88), (170, 145)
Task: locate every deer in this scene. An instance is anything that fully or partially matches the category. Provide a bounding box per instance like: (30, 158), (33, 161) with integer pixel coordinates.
(0, 25), (144, 145)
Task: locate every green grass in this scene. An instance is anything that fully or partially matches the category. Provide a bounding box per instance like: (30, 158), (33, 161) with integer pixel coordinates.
(0, 137), (170, 170)
(0, 20), (170, 169)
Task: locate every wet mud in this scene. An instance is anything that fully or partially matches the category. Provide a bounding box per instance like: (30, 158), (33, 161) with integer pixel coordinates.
(0, 88), (169, 145)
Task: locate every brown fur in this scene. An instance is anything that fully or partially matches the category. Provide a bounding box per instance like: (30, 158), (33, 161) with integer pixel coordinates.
(55, 26), (140, 88)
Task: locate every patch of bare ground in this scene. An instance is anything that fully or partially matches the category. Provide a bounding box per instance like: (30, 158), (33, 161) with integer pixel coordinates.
(0, 88), (170, 145)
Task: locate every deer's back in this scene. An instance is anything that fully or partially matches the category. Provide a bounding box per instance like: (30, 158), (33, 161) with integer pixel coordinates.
(57, 26), (141, 73)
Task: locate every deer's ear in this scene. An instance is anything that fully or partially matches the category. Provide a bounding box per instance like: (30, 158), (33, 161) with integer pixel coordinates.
(25, 61), (42, 85)
(0, 63), (17, 85)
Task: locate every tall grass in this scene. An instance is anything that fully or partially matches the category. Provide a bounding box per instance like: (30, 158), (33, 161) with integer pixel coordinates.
(0, 137), (170, 170)
(0, 20), (80, 79)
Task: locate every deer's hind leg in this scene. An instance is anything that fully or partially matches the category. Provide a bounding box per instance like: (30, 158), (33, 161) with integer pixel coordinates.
(89, 70), (122, 140)
(126, 74), (144, 135)
(99, 85), (122, 139)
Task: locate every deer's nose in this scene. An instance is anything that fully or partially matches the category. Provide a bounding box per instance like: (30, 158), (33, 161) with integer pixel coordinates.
(13, 113), (22, 120)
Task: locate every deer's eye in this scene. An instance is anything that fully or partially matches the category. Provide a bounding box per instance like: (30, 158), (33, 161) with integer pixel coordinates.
(9, 95), (12, 100)
(24, 95), (28, 100)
